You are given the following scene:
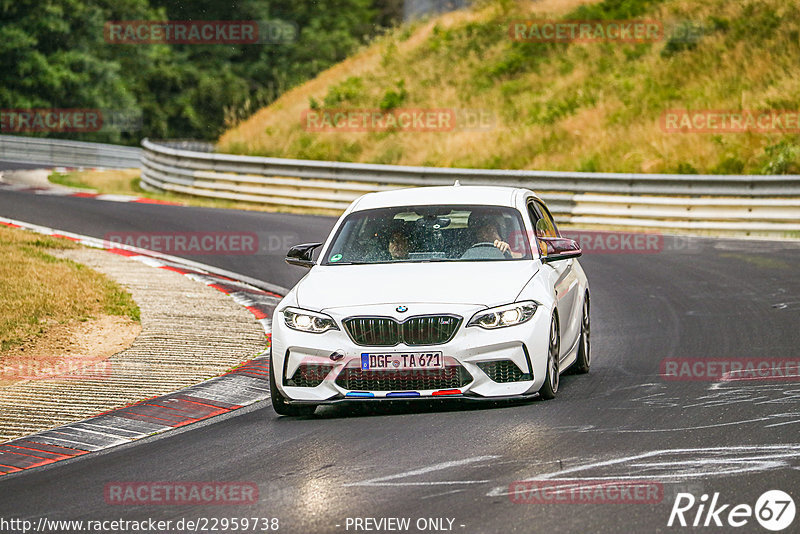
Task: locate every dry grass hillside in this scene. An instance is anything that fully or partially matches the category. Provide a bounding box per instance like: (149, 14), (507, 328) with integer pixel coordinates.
(219, 0), (800, 174)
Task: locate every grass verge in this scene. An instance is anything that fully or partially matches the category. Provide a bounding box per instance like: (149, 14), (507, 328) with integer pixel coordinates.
(0, 225), (140, 353)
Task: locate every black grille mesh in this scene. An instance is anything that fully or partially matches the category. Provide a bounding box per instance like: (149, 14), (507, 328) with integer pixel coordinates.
(343, 317), (399, 346)
(335, 365), (473, 391)
(344, 315), (461, 346)
(402, 316), (461, 345)
(477, 360), (532, 383)
(285, 363), (334, 387)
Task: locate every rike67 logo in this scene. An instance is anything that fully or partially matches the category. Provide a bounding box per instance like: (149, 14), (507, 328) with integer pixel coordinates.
(669, 490), (795, 531)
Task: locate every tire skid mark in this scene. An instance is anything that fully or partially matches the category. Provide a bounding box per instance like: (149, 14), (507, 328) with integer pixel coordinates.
(485, 444), (800, 497)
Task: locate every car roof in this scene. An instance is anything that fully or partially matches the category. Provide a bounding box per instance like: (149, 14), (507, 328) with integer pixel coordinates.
(350, 185), (535, 212)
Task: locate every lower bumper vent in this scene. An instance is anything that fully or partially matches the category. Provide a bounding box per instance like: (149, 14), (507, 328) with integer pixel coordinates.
(477, 360), (532, 383)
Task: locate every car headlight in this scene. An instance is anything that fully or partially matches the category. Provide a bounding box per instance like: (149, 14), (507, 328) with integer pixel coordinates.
(467, 301), (539, 329)
(282, 307), (339, 333)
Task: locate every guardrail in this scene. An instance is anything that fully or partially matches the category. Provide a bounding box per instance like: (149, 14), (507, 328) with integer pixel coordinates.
(0, 135), (140, 169)
(141, 138), (800, 236)
(1, 135), (797, 235)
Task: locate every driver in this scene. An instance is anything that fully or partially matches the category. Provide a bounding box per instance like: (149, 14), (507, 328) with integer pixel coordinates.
(388, 230), (410, 260)
(469, 213), (522, 258)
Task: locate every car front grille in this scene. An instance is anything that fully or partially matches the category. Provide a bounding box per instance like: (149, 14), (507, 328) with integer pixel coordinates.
(285, 363), (334, 387)
(335, 365), (473, 391)
(477, 360), (532, 383)
(402, 316), (461, 345)
(344, 317), (399, 346)
(343, 315), (462, 346)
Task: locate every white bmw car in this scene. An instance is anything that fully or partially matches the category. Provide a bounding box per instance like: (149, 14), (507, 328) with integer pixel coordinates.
(270, 185), (590, 416)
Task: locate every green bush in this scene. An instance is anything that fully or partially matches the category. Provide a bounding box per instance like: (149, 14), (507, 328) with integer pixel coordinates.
(569, 0), (666, 20)
(675, 162), (699, 174)
(482, 42), (556, 79)
(379, 80), (407, 110)
(527, 95), (582, 125)
(324, 77), (365, 107)
(711, 157), (745, 174)
(661, 21), (708, 58)
(578, 156), (601, 172)
(729, 2), (782, 41)
(761, 139), (800, 174)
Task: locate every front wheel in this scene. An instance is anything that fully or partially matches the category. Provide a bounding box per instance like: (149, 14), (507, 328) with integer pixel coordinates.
(270, 351), (316, 416)
(569, 293), (591, 375)
(537, 316), (560, 400)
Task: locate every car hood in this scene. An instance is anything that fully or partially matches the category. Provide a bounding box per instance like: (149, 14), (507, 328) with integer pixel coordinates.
(296, 261), (537, 311)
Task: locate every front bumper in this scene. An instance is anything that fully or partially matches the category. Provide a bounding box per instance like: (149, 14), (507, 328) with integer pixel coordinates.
(284, 391), (542, 405)
(271, 303), (552, 403)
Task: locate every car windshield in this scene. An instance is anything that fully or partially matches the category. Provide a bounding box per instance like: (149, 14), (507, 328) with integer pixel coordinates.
(322, 205), (532, 265)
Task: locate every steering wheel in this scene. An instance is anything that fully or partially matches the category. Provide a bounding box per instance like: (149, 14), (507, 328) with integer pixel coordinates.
(468, 242), (512, 258)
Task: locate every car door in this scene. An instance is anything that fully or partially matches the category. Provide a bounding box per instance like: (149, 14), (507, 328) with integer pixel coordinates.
(528, 200), (582, 357)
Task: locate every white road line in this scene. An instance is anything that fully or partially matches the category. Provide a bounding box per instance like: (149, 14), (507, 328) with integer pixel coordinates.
(355, 481), (490, 487)
(486, 444), (800, 497)
(421, 489), (466, 500)
(344, 455), (499, 487)
(610, 416), (773, 432)
(765, 419), (800, 428)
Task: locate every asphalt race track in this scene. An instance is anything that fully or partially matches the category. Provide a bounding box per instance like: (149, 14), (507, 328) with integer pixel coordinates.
(1, 186), (799, 533)
(0, 161), (50, 171)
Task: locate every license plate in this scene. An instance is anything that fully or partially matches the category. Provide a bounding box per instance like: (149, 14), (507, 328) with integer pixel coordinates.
(361, 352), (444, 370)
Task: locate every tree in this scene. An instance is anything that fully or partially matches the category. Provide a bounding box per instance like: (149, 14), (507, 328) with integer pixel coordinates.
(0, 0), (389, 143)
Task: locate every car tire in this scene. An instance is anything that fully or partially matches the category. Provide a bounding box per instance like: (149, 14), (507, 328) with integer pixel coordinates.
(569, 293), (591, 375)
(537, 315), (560, 400)
(270, 350), (317, 417)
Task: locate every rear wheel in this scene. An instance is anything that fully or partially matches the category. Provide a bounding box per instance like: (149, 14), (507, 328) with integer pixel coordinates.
(570, 293), (591, 374)
(270, 351), (316, 416)
(537, 316), (560, 400)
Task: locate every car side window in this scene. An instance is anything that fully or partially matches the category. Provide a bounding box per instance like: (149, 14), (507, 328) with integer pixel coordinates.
(526, 203), (540, 235)
(527, 203), (544, 257)
(530, 200), (559, 238)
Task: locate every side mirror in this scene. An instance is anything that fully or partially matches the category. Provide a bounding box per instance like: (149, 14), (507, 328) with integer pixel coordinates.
(538, 237), (582, 263)
(286, 242), (322, 268)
